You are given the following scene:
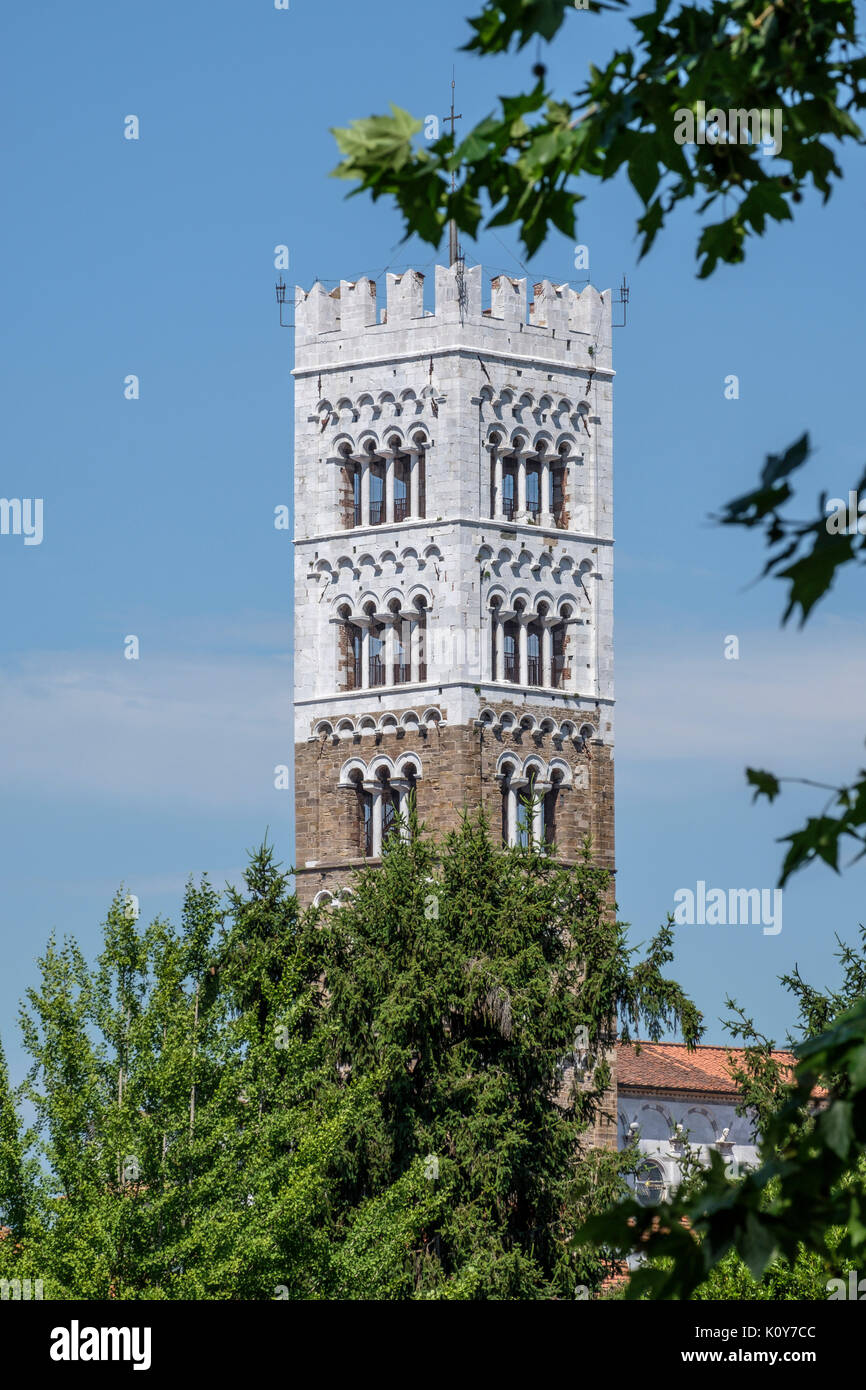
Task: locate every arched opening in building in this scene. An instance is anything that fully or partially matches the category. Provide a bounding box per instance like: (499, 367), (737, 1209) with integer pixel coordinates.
(389, 598), (409, 684)
(366, 601), (385, 688)
(552, 445), (568, 527)
(338, 603), (363, 691)
(378, 767), (401, 845)
(502, 452), (516, 520)
(544, 768), (563, 847)
(503, 617), (519, 683)
(500, 759), (517, 846)
(516, 767), (541, 847)
(526, 618), (542, 687)
(526, 457), (541, 522)
(369, 455), (385, 526)
(349, 768), (374, 857)
(413, 596), (428, 682)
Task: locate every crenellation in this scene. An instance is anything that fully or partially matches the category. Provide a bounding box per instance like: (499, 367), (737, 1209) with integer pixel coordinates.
(385, 268), (425, 322)
(293, 264), (612, 371)
(529, 279), (570, 334)
(339, 276), (377, 334)
(488, 273), (527, 326)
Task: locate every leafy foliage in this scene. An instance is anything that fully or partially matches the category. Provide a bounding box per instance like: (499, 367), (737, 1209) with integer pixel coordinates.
(579, 924), (866, 1297)
(0, 820), (700, 1299)
(332, 0), (864, 273)
(714, 435), (866, 883)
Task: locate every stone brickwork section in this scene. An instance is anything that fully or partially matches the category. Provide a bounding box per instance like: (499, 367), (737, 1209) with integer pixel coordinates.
(295, 701), (613, 905)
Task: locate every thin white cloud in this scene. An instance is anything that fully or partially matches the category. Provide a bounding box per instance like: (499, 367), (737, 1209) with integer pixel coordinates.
(617, 616), (866, 777)
(1, 647), (291, 811)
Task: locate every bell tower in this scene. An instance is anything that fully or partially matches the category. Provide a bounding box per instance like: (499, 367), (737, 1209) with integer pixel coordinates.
(292, 262), (614, 910)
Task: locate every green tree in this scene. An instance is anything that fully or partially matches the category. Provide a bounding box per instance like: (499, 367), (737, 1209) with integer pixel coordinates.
(303, 809), (700, 1299)
(0, 860), (339, 1299)
(582, 925), (866, 1297)
(0, 822), (700, 1300)
(0, 1036), (30, 1239)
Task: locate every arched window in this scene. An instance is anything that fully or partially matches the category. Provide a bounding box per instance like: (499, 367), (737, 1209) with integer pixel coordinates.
(402, 761), (419, 838)
(503, 619), (519, 683)
(366, 600), (385, 687)
(517, 769), (541, 847)
(500, 760), (517, 845)
(338, 603), (363, 691)
(554, 603), (572, 690)
(552, 446), (568, 527)
(488, 434), (501, 518)
(415, 441), (427, 520)
(544, 770), (563, 847)
(338, 444), (360, 530)
(490, 596), (501, 680)
(394, 451), (409, 521)
(369, 457), (385, 526)
(502, 455), (516, 520)
(527, 621), (542, 687)
(379, 768), (400, 844)
(413, 596), (428, 682)
(552, 624), (565, 690)
(526, 460), (541, 522)
(350, 770), (374, 857)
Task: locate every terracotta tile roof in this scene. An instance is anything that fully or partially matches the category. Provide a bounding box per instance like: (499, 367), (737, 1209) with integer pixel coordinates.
(617, 1042), (795, 1096)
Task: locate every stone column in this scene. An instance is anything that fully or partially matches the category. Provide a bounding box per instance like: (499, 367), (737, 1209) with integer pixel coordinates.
(384, 451), (395, 524)
(493, 449), (504, 520)
(359, 458), (371, 527)
(360, 623), (370, 689)
(510, 775), (527, 846)
(370, 785), (383, 856)
(408, 448), (420, 519)
(533, 781), (551, 847)
(494, 611), (505, 682)
(392, 779), (410, 841)
(540, 456), (552, 527)
(517, 454), (527, 519)
(384, 618), (396, 686)
(568, 619), (581, 693)
(542, 624), (552, 689)
(409, 617), (420, 684)
(518, 615), (529, 687)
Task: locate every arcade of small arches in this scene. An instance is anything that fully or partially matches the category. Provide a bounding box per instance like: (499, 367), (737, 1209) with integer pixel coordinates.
(488, 592), (580, 691)
(338, 754), (422, 858)
(315, 387), (430, 431)
(332, 427), (429, 530)
(485, 423), (584, 530)
(311, 542), (443, 586)
(477, 387), (587, 432)
(313, 708), (443, 740)
(496, 753), (572, 849)
(335, 592), (430, 691)
(477, 709), (597, 745)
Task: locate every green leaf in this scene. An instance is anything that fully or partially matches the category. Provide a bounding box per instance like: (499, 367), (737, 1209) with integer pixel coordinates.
(747, 768), (781, 803)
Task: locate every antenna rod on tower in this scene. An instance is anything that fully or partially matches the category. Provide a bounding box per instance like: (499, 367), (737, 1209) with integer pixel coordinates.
(445, 71), (462, 266)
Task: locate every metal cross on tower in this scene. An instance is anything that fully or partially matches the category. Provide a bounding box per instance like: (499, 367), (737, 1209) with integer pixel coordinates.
(444, 72), (462, 266)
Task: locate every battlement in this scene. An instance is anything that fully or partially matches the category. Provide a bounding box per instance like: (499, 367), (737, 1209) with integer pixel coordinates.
(293, 263), (611, 362)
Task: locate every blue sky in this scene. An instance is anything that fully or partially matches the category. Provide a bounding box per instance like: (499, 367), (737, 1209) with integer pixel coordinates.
(2, 0), (865, 1082)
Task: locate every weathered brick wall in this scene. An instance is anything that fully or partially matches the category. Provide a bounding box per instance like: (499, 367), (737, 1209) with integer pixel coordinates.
(295, 698), (614, 901)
